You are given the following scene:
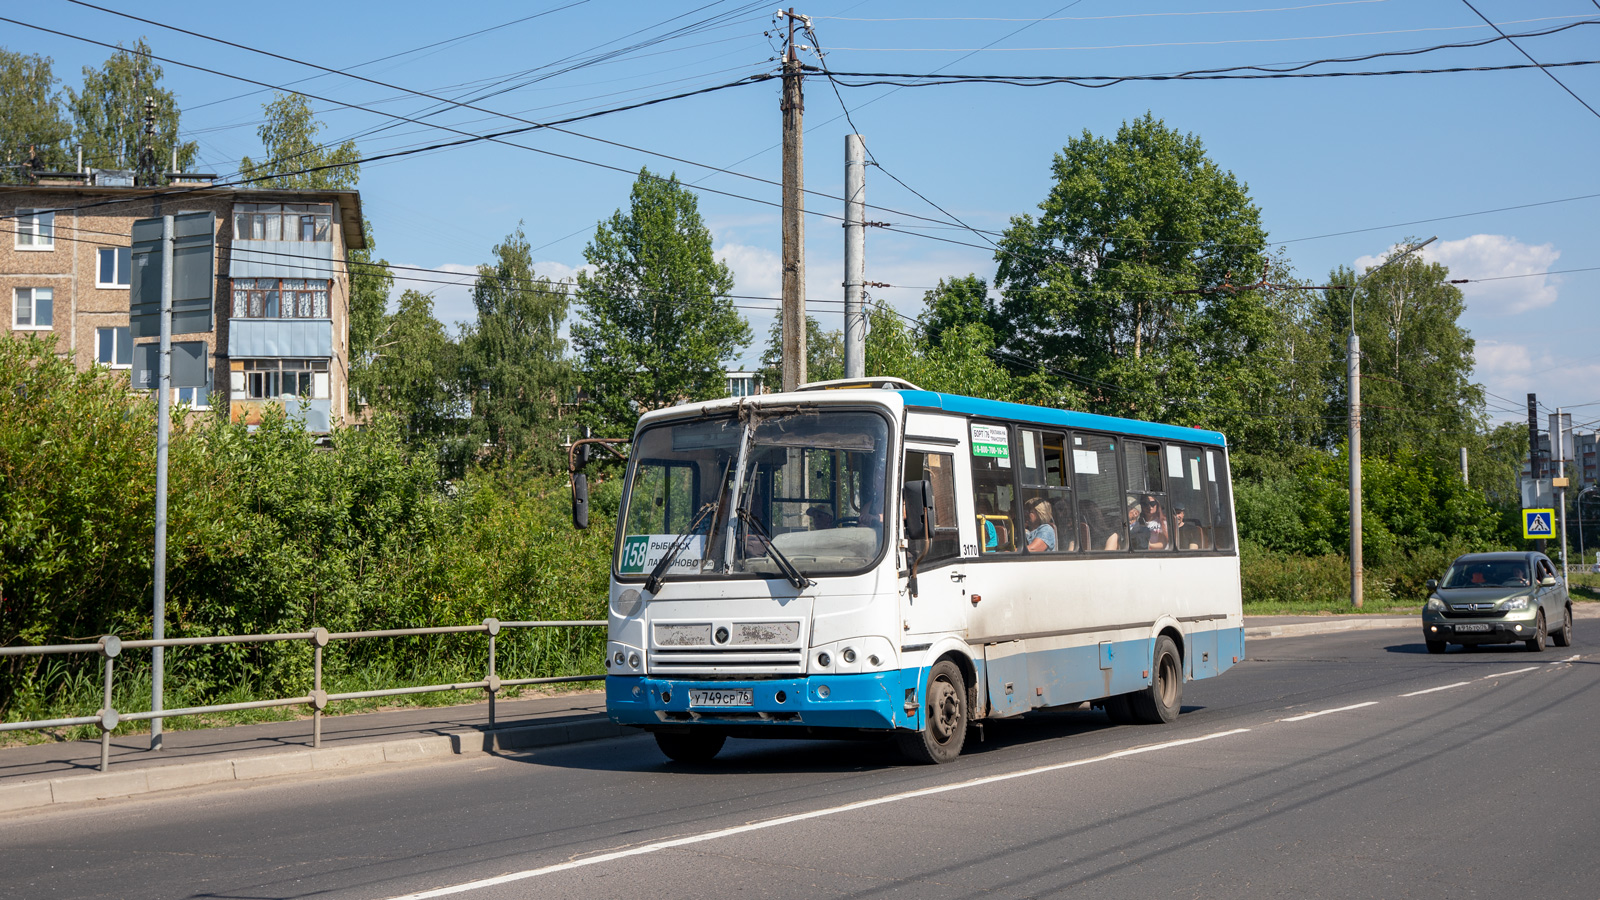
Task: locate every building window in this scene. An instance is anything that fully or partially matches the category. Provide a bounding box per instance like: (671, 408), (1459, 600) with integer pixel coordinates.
(174, 368), (213, 409)
(97, 247), (132, 288)
(96, 326), (132, 367)
(232, 203), (332, 242)
(13, 288), (52, 329)
(238, 359), (330, 400)
(231, 278), (330, 318)
(15, 209), (54, 249)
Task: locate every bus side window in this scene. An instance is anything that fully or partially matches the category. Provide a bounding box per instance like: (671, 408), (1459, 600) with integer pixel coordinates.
(1019, 428), (1073, 553)
(1071, 433), (1124, 551)
(970, 420), (1019, 553)
(1206, 449), (1236, 551)
(905, 450), (960, 564)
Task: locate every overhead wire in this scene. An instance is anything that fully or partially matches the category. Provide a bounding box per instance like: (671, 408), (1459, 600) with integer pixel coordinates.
(1459, 0), (1600, 122)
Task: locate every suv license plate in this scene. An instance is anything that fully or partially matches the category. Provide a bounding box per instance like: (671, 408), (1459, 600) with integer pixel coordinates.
(1455, 623), (1491, 633)
(689, 689), (753, 707)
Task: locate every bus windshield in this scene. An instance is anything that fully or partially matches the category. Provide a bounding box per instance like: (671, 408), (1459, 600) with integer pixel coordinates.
(618, 408), (890, 582)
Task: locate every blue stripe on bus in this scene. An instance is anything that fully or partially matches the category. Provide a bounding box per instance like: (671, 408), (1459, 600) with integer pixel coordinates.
(608, 630), (1241, 732)
(898, 391), (1229, 447)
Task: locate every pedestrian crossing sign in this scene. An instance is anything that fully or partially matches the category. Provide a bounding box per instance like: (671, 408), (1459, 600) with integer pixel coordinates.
(1523, 508), (1556, 540)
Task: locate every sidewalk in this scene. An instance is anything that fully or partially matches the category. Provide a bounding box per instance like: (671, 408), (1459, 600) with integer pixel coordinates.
(0, 608), (1584, 814)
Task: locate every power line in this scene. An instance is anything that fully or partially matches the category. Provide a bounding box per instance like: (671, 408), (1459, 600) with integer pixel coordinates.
(1459, 0), (1600, 122)
(815, 1), (1391, 21)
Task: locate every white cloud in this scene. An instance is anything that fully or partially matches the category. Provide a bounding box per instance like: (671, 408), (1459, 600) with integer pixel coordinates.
(1355, 234), (1561, 316)
(717, 242), (782, 302)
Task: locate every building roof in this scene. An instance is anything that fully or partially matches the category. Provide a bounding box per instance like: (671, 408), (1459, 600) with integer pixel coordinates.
(0, 184), (366, 250)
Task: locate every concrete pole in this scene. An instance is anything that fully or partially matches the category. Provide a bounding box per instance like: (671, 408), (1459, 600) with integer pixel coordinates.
(779, 9), (807, 392)
(152, 215), (173, 750)
(1557, 407), (1569, 583)
(1348, 332), (1363, 609)
(844, 134), (866, 379)
(1460, 447), (1469, 485)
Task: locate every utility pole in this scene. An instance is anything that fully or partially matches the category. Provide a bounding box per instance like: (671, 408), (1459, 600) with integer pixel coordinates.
(1348, 235), (1435, 608)
(1529, 393), (1545, 554)
(843, 134), (866, 379)
(1554, 408), (1571, 583)
(151, 215), (173, 750)
(779, 8), (807, 391)
(1460, 447), (1469, 485)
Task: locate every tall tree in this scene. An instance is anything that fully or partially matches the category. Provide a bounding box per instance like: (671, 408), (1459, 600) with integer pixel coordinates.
(993, 113), (1271, 428)
(355, 289), (469, 469)
(68, 38), (197, 181)
(1320, 248), (1484, 461)
(572, 169), (751, 435)
(461, 225), (571, 470)
(919, 274), (1000, 349)
(239, 92), (358, 190)
(0, 50), (71, 182)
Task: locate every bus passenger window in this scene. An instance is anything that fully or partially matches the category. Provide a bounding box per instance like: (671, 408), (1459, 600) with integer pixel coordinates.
(970, 420), (1018, 553)
(1019, 429), (1074, 553)
(1071, 433), (1124, 551)
(1170, 445), (1212, 550)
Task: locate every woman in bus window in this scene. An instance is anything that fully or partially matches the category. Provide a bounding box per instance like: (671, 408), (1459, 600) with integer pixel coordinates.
(1024, 498), (1057, 552)
(1129, 494), (1168, 551)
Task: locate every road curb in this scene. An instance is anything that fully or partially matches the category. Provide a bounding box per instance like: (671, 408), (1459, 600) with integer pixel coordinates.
(1244, 617), (1415, 640)
(0, 716), (630, 814)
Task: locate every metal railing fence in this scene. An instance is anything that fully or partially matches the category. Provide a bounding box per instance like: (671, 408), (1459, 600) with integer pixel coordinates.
(0, 618), (605, 772)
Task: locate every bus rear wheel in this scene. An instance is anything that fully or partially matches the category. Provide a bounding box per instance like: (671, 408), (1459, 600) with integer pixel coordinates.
(897, 660), (968, 765)
(1129, 635), (1183, 724)
(654, 729), (726, 763)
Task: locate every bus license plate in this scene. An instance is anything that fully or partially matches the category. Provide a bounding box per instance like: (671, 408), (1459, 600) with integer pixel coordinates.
(689, 689), (753, 707)
(1455, 623), (1491, 633)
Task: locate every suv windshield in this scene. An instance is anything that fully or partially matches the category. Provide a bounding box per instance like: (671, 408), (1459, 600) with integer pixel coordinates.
(618, 408), (890, 582)
(1441, 559), (1531, 589)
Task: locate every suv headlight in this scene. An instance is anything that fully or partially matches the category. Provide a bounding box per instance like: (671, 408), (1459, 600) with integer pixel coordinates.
(1426, 596), (1446, 611)
(1501, 596), (1531, 610)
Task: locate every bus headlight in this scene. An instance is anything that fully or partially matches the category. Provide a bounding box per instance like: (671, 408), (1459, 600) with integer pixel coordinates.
(842, 647), (857, 663)
(816, 651), (831, 668)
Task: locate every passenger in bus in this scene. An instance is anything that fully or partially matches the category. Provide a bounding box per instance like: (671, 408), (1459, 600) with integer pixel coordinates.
(1024, 498), (1057, 552)
(1172, 504), (1205, 550)
(1130, 494), (1168, 551)
(808, 505), (835, 530)
(1079, 501), (1120, 550)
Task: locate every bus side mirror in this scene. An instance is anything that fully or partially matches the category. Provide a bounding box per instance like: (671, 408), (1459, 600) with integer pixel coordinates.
(903, 478), (933, 541)
(572, 473), (590, 530)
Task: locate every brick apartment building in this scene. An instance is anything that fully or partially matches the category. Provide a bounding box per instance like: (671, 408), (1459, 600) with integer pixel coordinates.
(2, 171), (364, 432)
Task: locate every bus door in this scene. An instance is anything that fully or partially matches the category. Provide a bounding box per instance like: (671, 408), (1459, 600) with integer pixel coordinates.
(899, 426), (969, 642)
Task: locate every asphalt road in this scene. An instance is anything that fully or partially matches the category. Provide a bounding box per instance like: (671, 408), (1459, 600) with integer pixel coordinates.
(4, 624), (1596, 900)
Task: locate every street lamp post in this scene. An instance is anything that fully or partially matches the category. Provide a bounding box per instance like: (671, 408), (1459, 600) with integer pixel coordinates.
(1579, 485), (1596, 575)
(1348, 236), (1436, 608)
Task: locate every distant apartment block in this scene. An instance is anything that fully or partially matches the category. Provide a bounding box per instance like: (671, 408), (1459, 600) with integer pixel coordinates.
(2, 171), (364, 433)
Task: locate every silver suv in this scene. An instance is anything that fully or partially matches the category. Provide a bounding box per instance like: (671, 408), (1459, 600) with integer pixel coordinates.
(1422, 552), (1573, 653)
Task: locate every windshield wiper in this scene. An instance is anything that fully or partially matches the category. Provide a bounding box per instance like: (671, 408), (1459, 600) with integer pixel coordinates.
(737, 508), (814, 590)
(644, 455), (735, 595)
(644, 502), (717, 595)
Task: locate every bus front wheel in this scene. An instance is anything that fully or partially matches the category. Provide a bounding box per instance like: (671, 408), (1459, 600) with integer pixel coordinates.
(1129, 636), (1183, 724)
(654, 729), (726, 763)
(897, 660), (968, 765)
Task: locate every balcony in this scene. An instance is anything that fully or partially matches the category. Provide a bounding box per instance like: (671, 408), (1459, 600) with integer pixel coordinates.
(228, 319), (332, 358)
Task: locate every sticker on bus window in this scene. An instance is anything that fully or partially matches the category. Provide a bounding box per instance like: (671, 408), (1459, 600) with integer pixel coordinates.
(971, 423), (1010, 466)
(619, 534), (705, 575)
(1167, 444), (1183, 478)
(1190, 457), (1202, 490)
(1073, 448), (1099, 475)
(1206, 450), (1217, 482)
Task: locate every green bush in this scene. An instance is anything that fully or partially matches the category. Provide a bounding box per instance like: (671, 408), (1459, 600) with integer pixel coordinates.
(0, 337), (614, 721)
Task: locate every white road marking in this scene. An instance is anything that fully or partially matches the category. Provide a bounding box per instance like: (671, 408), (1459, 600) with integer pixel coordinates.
(1482, 666), (1538, 679)
(1401, 681), (1472, 697)
(1279, 701), (1379, 722)
(379, 728), (1251, 899)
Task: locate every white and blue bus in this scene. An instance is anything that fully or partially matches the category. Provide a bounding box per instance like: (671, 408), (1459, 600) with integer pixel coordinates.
(581, 379), (1244, 764)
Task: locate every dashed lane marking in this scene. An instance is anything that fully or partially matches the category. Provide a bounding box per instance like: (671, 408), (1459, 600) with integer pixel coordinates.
(1279, 701), (1379, 722)
(1400, 681), (1472, 697)
(378, 728), (1252, 899)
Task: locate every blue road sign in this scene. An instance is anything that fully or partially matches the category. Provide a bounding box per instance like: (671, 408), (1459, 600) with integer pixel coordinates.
(1523, 508), (1556, 540)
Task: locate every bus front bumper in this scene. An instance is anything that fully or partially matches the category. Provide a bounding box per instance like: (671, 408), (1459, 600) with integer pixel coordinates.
(606, 670), (918, 731)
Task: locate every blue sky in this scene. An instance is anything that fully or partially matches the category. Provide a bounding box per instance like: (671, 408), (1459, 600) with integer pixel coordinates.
(11, 0), (1598, 428)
